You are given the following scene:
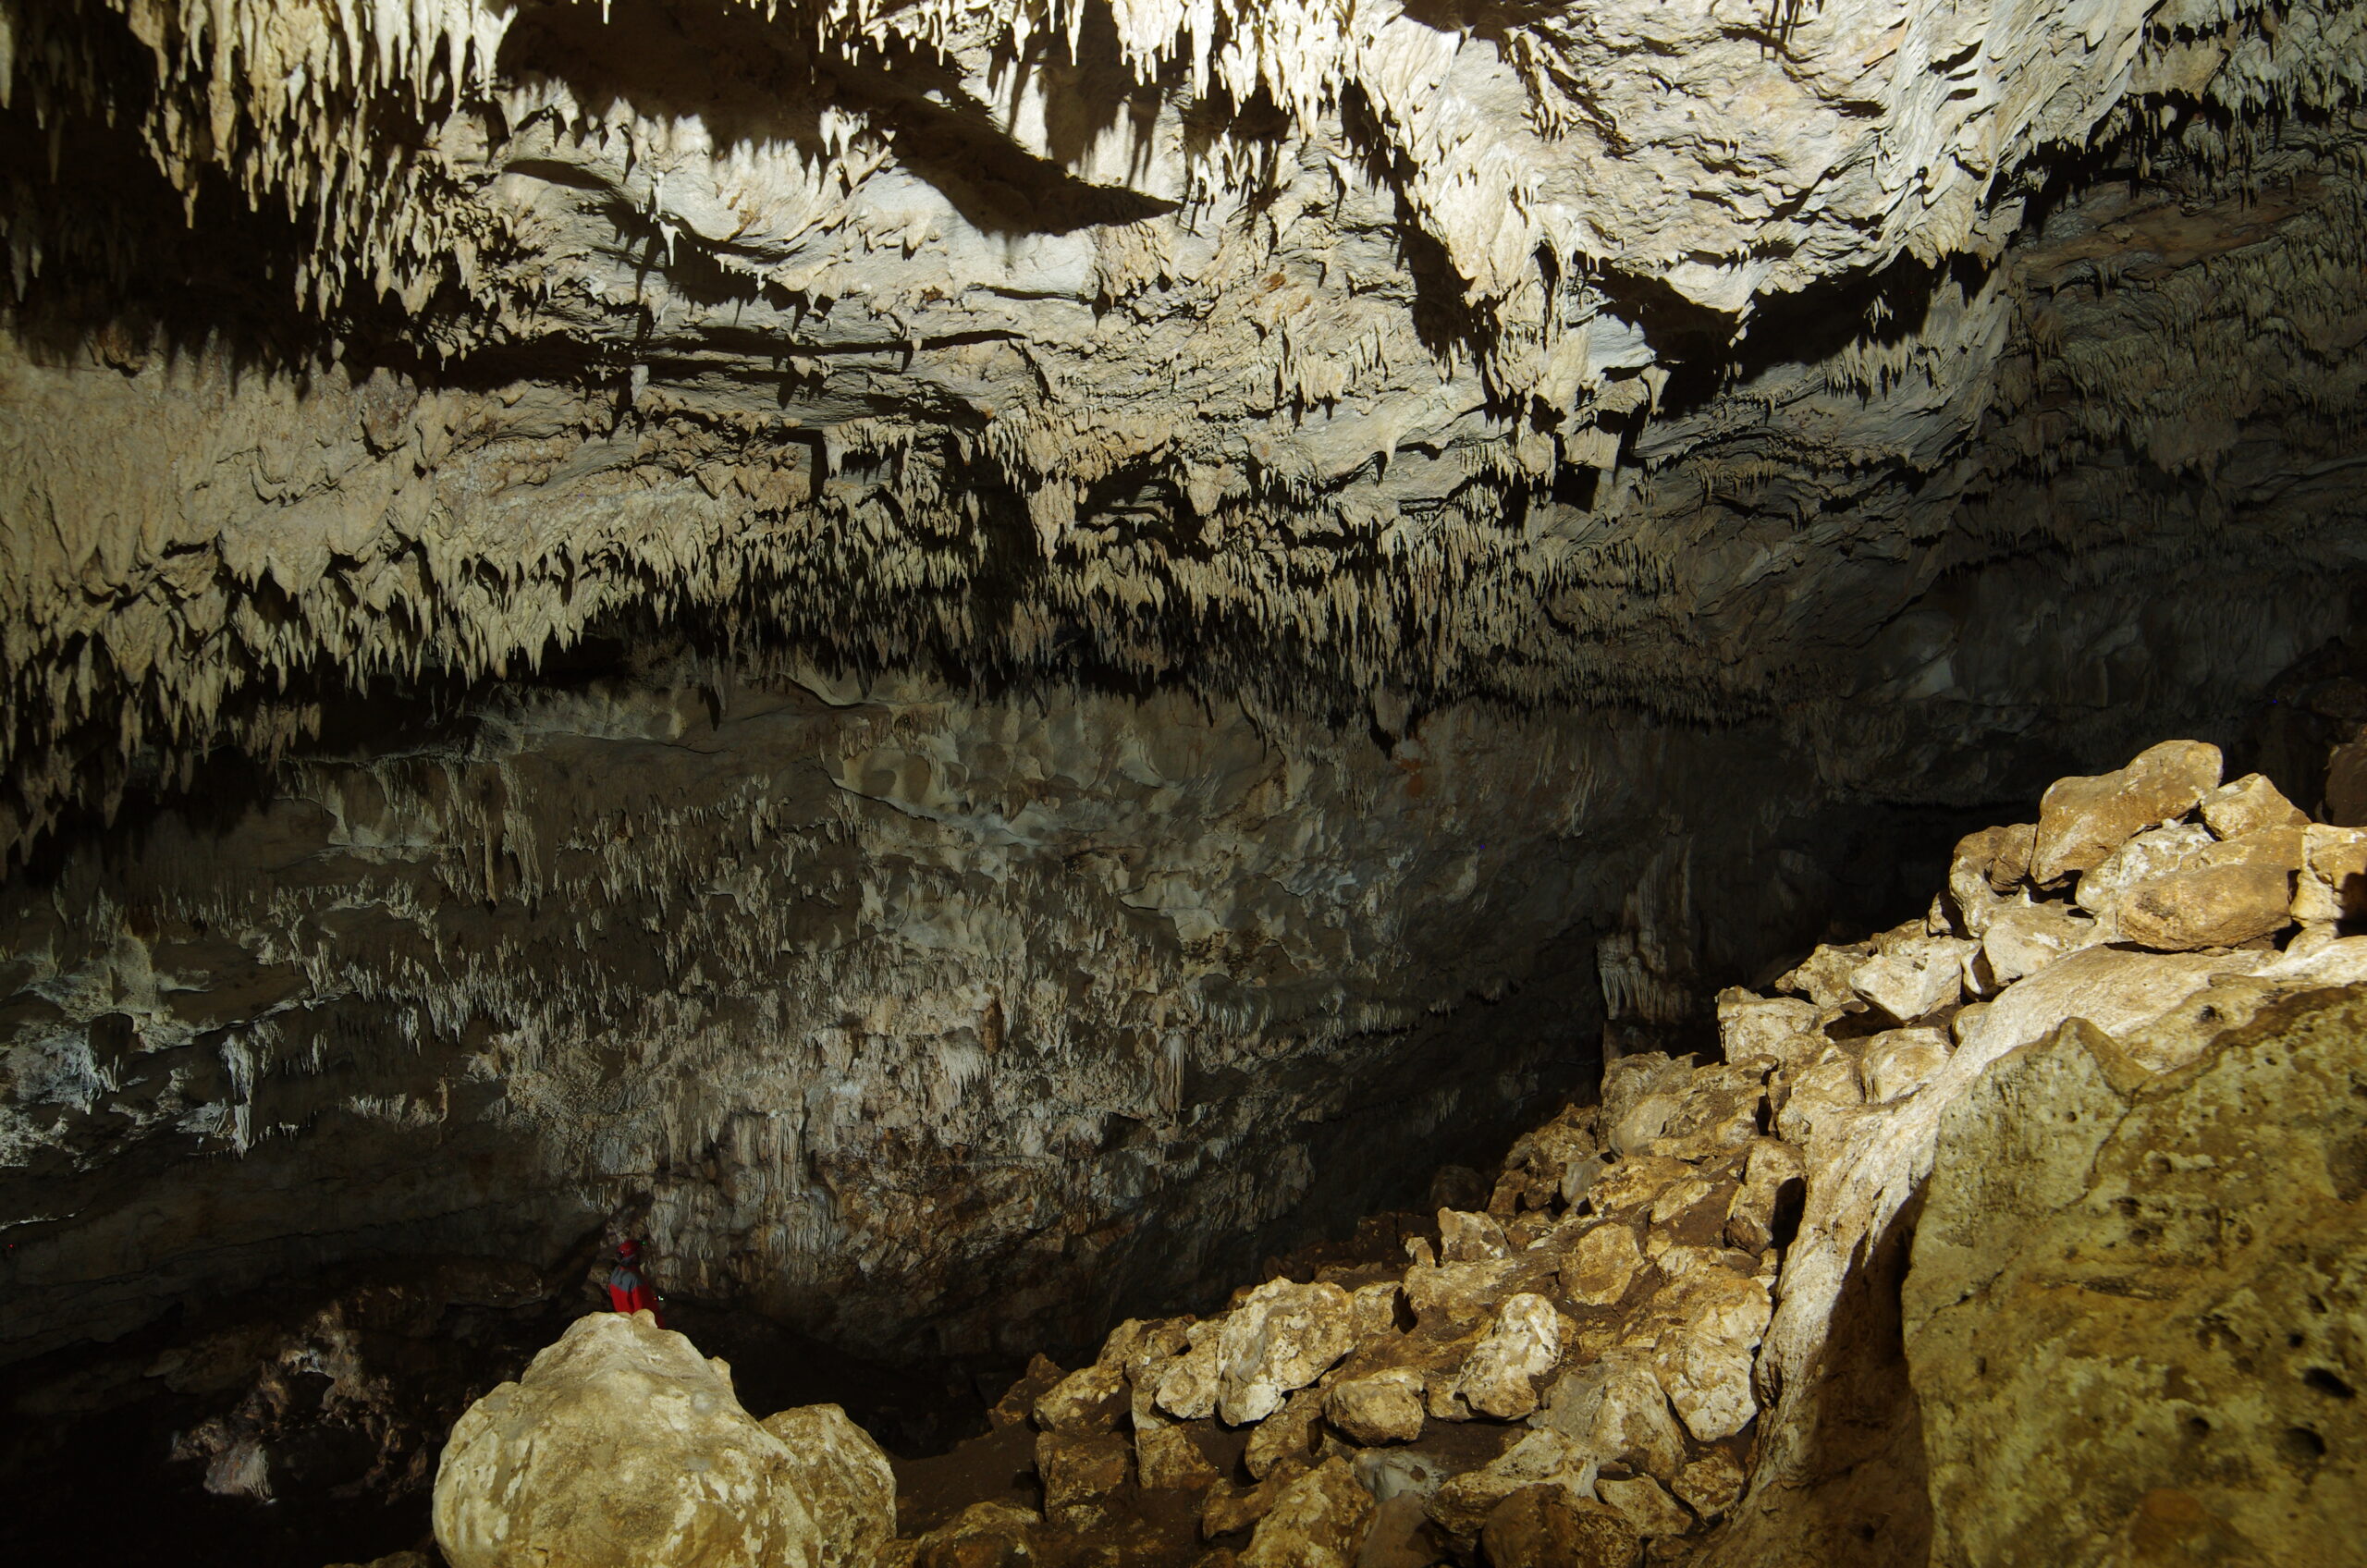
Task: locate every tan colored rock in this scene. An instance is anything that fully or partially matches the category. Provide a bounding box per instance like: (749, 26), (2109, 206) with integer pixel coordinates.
(1907, 990), (2367, 1567)
(1535, 1350), (1687, 1485)
(1439, 1207), (1511, 1262)
(886, 1501), (1036, 1568)
(1134, 1414), (1220, 1489)
(1673, 1451), (1747, 1522)
(1404, 1256), (1527, 1334)
(1036, 1428), (1130, 1530)
(1857, 1028), (1949, 1104)
(1945, 827), (2020, 937)
(1847, 933), (1971, 1022)
(1245, 1385), (1325, 1479)
(1593, 1474), (1693, 1541)
(759, 1404), (896, 1568)
(1033, 1359), (1127, 1434)
(1772, 1047), (1864, 1146)
(1153, 1321), (1225, 1420)
(2115, 861), (2294, 949)
(1237, 1458), (1374, 1568)
(1428, 1431), (1589, 1545)
(1325, 1367), (1426, 1445)
(1979, 899), (2098, 982)
(1350, 1281), (1405, 1341)
(2030, 739), (2222, 885)
(2200, 772), (2308, 839)
(1452, 1292), (1563, 1419)
(1559, 1221), (1645, 1307)
(1985, 823), (2038, 890)
(1774, 942), (1875, 1011)
(433, 1313), (860, 1568)
(1478, 1485), (1642, 1568)
(1583, 1156), (1694, 1219)
(2072, 821), (2214, 927)
(1723, 1138), (1807, 1255)
(1647, 1264), (1772, 1442)
(1213, 1279), (1355, 1425)
(1714, 990), (1821, 1071)
(2292, 824), (2367, 922)
(1953, 943), (2268, 1065)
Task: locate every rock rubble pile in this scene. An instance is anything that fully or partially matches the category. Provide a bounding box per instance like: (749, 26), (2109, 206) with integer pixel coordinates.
(434, 737), (2367, 1567)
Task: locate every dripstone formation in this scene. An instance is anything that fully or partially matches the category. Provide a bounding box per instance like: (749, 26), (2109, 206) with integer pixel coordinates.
(3, 0), (2366, 1562)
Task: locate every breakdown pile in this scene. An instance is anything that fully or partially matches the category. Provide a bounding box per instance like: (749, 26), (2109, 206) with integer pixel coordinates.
(436, 737), (2367, 1566)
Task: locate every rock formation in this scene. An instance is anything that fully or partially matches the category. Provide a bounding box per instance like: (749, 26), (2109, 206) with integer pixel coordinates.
(846, 738), (2361, 1566)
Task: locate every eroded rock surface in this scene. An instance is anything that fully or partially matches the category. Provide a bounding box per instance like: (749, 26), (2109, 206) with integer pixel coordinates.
(434, 1311), (893, 1568)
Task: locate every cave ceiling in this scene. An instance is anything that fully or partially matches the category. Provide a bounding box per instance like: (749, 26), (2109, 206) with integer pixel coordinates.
(0, 0), (2362, 858)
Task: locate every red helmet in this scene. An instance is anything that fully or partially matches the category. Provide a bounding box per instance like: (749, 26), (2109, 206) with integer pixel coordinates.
(616, 1239), (640, 1259)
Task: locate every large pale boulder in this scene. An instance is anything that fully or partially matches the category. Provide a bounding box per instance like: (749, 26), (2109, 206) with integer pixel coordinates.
(1238, 1457), (1376, 1568)
(434, 1312), (889, 1568)
(1212, 1278), (1355, 1424)
(1979, 900), (2098, 983)
(1453, 1292), (1563, 1419)
(2030, 740), (2221, 885)
(1907, 990), (2367, 1565)
(1848, 933), (1972, 1023)
(2199, 772), (2308, 839)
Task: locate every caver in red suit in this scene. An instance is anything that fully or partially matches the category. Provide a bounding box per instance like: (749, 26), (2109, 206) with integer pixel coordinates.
(606, 1239), (663, 1327)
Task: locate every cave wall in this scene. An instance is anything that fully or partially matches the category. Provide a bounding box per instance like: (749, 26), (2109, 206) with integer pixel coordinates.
(3, 0), (2366, 1385)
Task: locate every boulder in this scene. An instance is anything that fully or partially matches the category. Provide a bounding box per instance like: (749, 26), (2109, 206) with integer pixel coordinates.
(1593, 1474), (1693, 1541)
(1979, 900), (2097, 983)
(2200, 772), (2308, 839)
(1033, 1360), (1126, 1434)
(1952, 943), (2268, 1066)
(2030, 740), (2221, 885)
(1773, 943), (1874, 1011)
(1036, 1428), (1130, 1529)
(759, 1405), (896, 1568)
(1453, 1292), (1563, 1419)
(1213, 1278), (1355, 1425)
(1646, 1265), (1772, 1442)
(1478, 1485), (1642, 1568)
(2072, 822), (2214, 929)
(2293, 824), (2367, 922)
(1237, 1458), (1375, 1568)
(1715, 990), (1821, 1070)
(1325, 1368), (1426, 1445)
(1847, 934), (1971, 1023)
(1534, 1350), (1687, 1485)
(1559, 1222), (1644, 1307)
(1244, 1385), (1325, 1479)
(433, 1312), (880, 1568)
(1907, 990), (2367, 1566)
(2113, 860), (2293, 949)
(1674, 1451), (1748, 1522)
(1857, 1028), (1949, 1105)
(1440, 1207), (1513, 1262)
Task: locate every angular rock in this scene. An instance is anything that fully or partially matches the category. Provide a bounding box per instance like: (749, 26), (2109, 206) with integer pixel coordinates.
(2293, 824), (2367, 923)
(1979, 899), (2098, 982)
(1244, 1385), (1325, 1479)
(1647, 1266), (1772, 1442)
(1945, 827), (2020, 937)
(1034, 1359), (1127, 1434)
(759, 1404), (897, 1568)
(1213, 1279), (1355, 1425)
(1724, 1139), (1807, 1255)
(1673, 1451), (1748, 1522)
(1350, 1281), (1406, 1341)
(1559, 1221), (1645, 1308)
(1439, 1208), (1512, 1262)
(1953, 944), (2269, 1065)
(2030, 740), (2222, 885)
(1453, 1292), (1563, 1419)
(2072, 821), (2214, 929)
(1583, 1156), (1694, 1219)
(1478, 1485), (1642, 1568)
(1714, 990), (1821, 1071)
(1593, 1474), (1694, 1540)
(1984, 823), (2039, 890)
(1237, 1457), (1375, 1568)
(1857, 1028), (1949, 1105)
(1134, 1414), (1220, 1490)
(1324, 1368), (1426, 1445)
(1847, 934), (1971, 1023)
(433, 1313), (851, 1568)
(2114, 861), (2294, 950)
(1773, 943), (1874, 1011)
(1535, 1351), (1687, 1485)
(1036, 1428), (1131, 1529)
(2200, 772), (2308, 839)
(1154, 1322), (1225, 1421)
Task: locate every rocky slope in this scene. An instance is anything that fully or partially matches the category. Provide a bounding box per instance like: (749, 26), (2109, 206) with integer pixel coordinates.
(481, 734), (2358, 1568)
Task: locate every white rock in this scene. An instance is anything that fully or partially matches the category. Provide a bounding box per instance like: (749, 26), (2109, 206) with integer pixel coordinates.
(1848, 934), (1972, 1022)
(1453, 1292), (1563, 1419)
(1213, 1278), (1356, 1425)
